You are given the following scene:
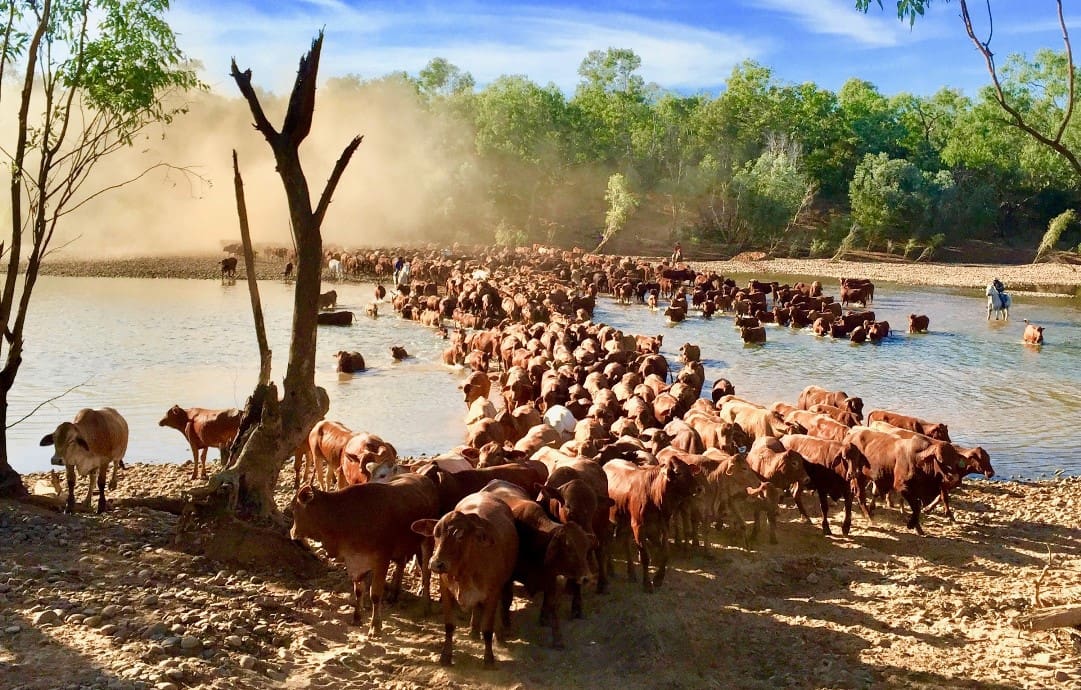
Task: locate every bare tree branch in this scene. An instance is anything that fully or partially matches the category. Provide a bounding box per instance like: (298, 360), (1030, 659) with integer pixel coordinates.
(6, 377), (90, 429)
(230, 59), (277, 140)
(282, 31), (323, 146)
(313, 135), (363, 227)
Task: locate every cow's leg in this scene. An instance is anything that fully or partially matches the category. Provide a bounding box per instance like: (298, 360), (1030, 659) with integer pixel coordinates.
(568, 577), (583, 619)
(615, 520), (635, 582)
(108, 457), (120, 490)
(633, 522), (653, 593)
(367, 560), (389, 637)
(841, 490), (853, 536)
(419, 544), (433, 615)
(903, 493), (925, 536)
(189, 442), (200, 480)
(817, 487), (833, 536)
(651, 528), (671, 589)
(84, 469), (96, 510)
(498, 579), (513, 641)
(64, 465), (77, 513)
(95, 466), (107, 513)
(793, 483), (813, 524)
(439, 579), (455, 666)
(480, 595), (499, 668)
(543, 579), (565, 649)
(386, 558), (405, 604)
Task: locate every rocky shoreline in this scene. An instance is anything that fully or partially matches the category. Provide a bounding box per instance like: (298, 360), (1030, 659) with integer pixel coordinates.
(26, 253), (1081, 296)
(3, 462), (1080, 690)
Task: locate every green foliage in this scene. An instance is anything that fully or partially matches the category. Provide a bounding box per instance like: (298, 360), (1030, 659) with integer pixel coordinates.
(730, 135), (815, 248)
(1034, 209), (1078, 262)
(849, 153), (944, 245)
(809, 238), (832, 257)
(915, 232), (946, 262)
(903, 237), (919, 259)
(493, 220), (528, 248)
(597, 172), (638, 251)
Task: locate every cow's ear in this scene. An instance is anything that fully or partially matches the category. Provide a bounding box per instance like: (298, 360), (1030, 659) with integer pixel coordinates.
(39, 434), (54, 447)
(688, 463), (702, 476)
(411, 519), (437, 537)
(537, 483), (562, 505)
(461, 447), (479, 461)
(75, 437), (90, 452)
(297, 486), (315, 505)
(365, 462), (378, 477)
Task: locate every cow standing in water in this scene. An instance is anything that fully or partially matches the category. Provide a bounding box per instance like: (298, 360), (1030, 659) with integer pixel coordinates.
(220, 257), (238, 282)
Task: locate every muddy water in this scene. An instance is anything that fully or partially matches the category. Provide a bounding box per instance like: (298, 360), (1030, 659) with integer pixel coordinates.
(9, 276), (1081, 477)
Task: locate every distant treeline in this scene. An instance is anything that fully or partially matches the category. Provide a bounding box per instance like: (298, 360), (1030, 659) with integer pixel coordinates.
(325, 48), (1081, 256)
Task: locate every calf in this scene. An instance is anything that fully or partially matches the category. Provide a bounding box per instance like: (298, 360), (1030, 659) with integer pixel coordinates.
(1023, 320), (1045, 345)
(604, 457), (700, 592)
(220, 257), (238, 279)
(780, 435), (869, 536)
(290, 474), (439, 635)
(908, 314), (930, 333)
(745, 436), (811, 522)
(339, 432), (398, 486)
(306, 420), (354, 489)
(318, 289), (337, 310)
(740, 325), (766, 344)
(41, 407), (128, 513)
(866, 409), (951, 442)
(335, 350), (366, 373)
(797, 385), (863, 421)
(159, 405), (242, 480)
(482, 480), (592, 648)
(411, 492), (519, 667)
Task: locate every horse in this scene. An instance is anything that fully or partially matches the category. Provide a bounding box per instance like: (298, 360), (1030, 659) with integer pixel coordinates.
(986, 283), (1011, 321)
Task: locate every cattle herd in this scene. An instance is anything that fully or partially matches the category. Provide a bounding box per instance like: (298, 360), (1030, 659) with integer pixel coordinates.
(47, 245), (1004, 668)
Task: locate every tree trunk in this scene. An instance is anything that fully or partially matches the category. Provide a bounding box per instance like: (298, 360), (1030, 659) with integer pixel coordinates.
(0, 390), (26, 498)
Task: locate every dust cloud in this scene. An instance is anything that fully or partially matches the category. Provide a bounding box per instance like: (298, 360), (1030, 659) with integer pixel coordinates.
(1, 76), (492, 259)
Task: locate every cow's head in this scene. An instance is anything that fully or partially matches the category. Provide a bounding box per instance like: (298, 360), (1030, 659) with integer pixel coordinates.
(960, 446), (995, 478)
(289, 485), (321, 541)
(412, 510), (493, 575)
(40, 421), (91, 467)
(543, 522), (594, 584)
(158, 405), (187, 430)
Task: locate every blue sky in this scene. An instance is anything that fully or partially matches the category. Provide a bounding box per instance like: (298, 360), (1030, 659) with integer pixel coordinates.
(170, 1), (1076, 98)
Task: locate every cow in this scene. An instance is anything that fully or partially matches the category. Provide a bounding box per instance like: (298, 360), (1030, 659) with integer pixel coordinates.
(40, 407), (128, 513)
(711, 378), (736, 403)
(463, 371), (492, 407)
(318, 290), (337, 310)
(797, 385), (864, 421)
(604, 457), (700, 592)
(542, 458), (613, 595)
(866, 409), (951, 442)
(678, 342), (701, 364)
(845, 426), (962, 535)
(780, 435), (869, 536)
(702, 448), (781, 548)
(391, 346), (410, 361)
(317, 310), (353, 326)
(220, 257), (238, 280)
(1023, 320), (1045, 345)
(306, 420), (354, 489)
(745, 436), (811, 522)
(908, 314), (930, 333)
(335, 350), (366, 373)
(482, 480), (592, 648)
(411, 492), (519, 667)
(158, 405), (242, 480)
(785, 409), (850, 443)
(740, 325), (767, 344)
(290, 473), (440, 636)
(807, 404), (861, 428)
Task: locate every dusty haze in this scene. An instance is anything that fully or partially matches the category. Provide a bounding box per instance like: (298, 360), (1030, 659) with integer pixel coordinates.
(0, 76), (491, 259)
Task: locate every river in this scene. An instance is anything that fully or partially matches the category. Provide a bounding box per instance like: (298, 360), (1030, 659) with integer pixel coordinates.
(8, 275), (1080, 478)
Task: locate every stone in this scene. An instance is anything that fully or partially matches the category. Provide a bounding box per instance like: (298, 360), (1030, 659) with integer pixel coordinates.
(1054, 670), (1070, 682)
(155, 683), (178, 690)
(224, 635), (243, 648)
(180, 636), (201, 652)
(806, 573), (820, 585)
(238, 655), (257, 670)
(33, 610), (60, 626)
(4, 625), (20, 634)
(84, 616), (103, 628)
(100, 625), (119, 636)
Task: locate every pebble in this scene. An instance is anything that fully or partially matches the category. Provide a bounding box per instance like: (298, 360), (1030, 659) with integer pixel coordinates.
(33, 610), (60, 626)
(1055, 670), (1070, 682)
(155, 683), (178, 690)
(4, 625), (20, 634)
(180, 636), (202, 651)
(805, 573), (820, 585)
(238, 655), (257, 670)
(225, 635), (243, 648)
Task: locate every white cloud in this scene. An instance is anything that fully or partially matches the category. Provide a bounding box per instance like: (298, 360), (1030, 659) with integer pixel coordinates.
(751, 0), (917, 47)
(169, 2), (766, 94)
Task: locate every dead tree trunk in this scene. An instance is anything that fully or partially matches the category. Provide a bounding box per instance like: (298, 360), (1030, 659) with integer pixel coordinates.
(178, 33), (362, 564)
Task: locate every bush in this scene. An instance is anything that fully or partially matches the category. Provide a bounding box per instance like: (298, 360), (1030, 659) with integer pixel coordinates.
(494, 220), (527, 247)
(903, 237), (919, 260)
(809, 238), (831, 258)
(1034, 209), (1077, 263)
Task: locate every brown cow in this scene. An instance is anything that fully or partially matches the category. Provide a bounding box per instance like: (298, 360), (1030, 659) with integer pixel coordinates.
(745, 436), (811, 523)
(41, 407), (128, 513)
(462, 371), (492, 407)
(866, 409), (951, 442)
(785, 409), (850, 442)
(711, 378), (736, 403)
(220, 257), (238, 279)
(290, 474), (439, 635)
(780, 434), (869, 536)
(391, 346), (410, 360)
(306, 420), (354, 489)
(159, 405), (242, 480)
(411, 492), (519, 667)
(318, 289), (337, 310)
(604, 457), (700, 592)
(1023, 320), (1045, 345)
(907, 314), (930, 333)
(797, 385), (863, 421)
(807, 404), (861, 428)
(845, 426), (962, 535)
(335, 350), (366, 373)
(543, 459), (613, 595)
(339, 432), (398, 486)
(740, 325), (767, 344)
(482, 480), (592, 648)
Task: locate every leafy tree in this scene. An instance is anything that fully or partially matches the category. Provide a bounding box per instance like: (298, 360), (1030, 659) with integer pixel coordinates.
(570, 48), (649, 162)
(858, 1), (1081, 184)
(0, 0), (200, 498)
(417, 57), (475, 100)
(730, 134), (816, 250)
(596, 173), (638, 252)
(848, 153), (937, 247)
(1034, 209), (1078, 262)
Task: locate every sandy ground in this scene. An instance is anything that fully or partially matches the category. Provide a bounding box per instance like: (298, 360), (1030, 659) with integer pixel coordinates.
(2, 463), (1080, 690)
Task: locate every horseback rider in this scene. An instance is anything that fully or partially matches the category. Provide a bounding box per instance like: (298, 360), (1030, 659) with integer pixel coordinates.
(992, 277), (1008, 302)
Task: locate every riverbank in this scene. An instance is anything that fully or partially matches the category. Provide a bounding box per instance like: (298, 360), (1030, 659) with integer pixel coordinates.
(30, 253), (1081, 296)
(3, 463), (1079, 690)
